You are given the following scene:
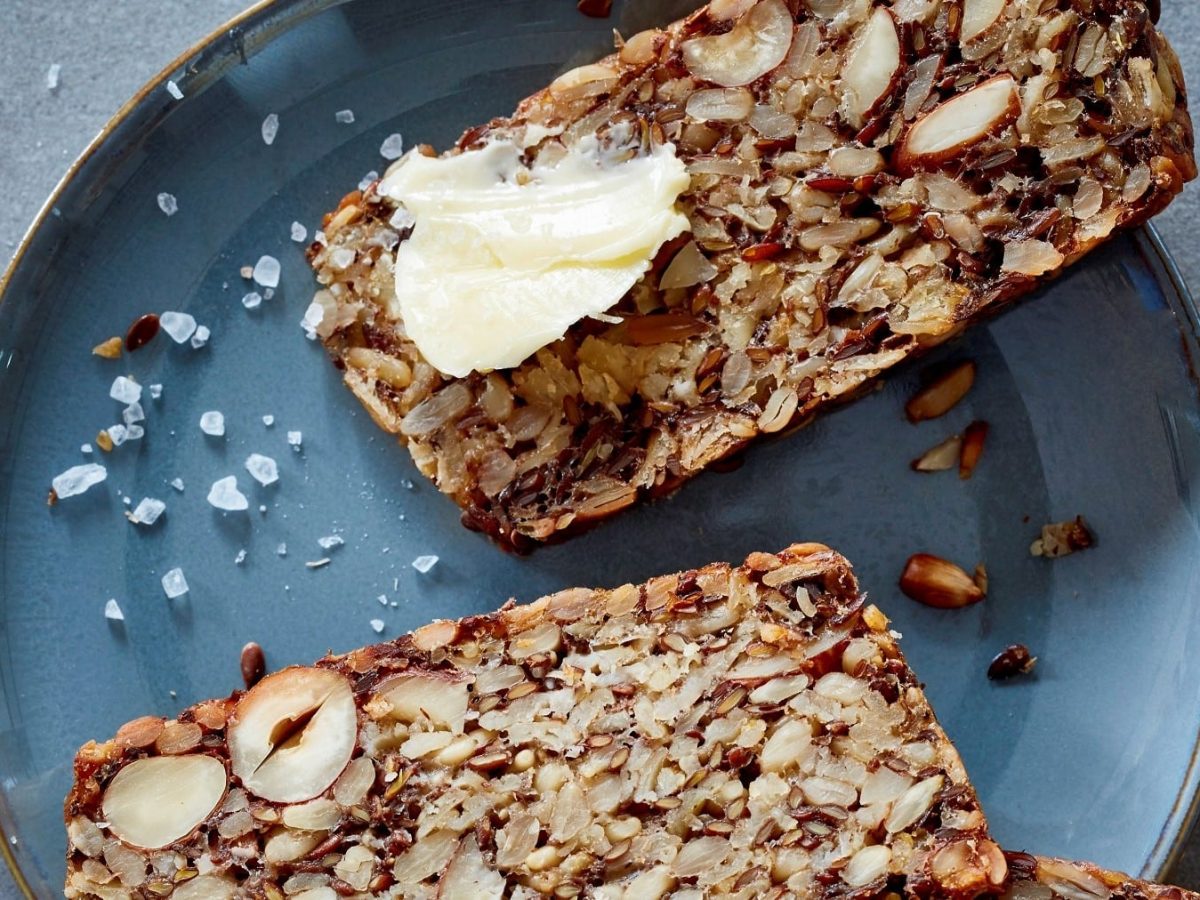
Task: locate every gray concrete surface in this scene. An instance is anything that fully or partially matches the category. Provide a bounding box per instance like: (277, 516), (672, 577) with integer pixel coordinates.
(1, 0), (1199, 895)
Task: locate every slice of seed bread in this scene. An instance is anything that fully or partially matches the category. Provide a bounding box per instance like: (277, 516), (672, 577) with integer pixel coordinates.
(1006, 852), (1199, 900)
(65, 544), (1005, 898)
(307, 0), (1193, 551)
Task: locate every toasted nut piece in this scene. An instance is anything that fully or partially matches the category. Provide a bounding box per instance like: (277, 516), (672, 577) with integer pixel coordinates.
(961, 0), (1007, 42)
(930, 838), (1008, 893)
(227, 666), (357, 803)
(912, 434), (962, 472)
(681, 0), (793, 88)
(905, 361), (976, 422)
(102, 756), (227, 849)
(841, 8), (901, 128)
(987, 644), (1037, 680)
(114, 716), (164, 749)
(958, 420), (988, 480)
(1030, 517), (1095, 558)
(373, 673), (468, 733)
(92, 337), (122, 359)
(900, 554), (985, 609)
(441, 834), (505, 896)
(895, 76), (1019, 174)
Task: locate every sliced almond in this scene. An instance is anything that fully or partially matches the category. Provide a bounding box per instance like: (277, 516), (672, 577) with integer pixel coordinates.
(911, 434), (962, 472)
(373, 673), (469, 734)
(895, 75), (1019, 174)
(899, 554), (985, 609)
(228, 666), (357, 803)
(958, 420), (988, 480)
(960, 0), (1007, 43)
(905, 361), (976, 422)
(681, 0), (794, 88)
(841, 8), (901, 128)
(102, 755), (227, 849)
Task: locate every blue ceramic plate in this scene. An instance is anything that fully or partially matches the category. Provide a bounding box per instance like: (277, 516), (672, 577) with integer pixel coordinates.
(2, 0), (1200, 894)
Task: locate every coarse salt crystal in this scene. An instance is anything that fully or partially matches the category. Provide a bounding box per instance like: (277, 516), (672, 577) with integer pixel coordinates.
(199, 411), (225, 436)
(47, 64), (61, 92)
(162, 568), (189, 599)
(130, 497), (166, 525)
(317, 535), (344, 550)
(149, 384), (163, 399)
(81, 444), (93, 454)
(358, 170), (379, 191)
(287, 430), (303, 449)
(207, 475), (249, 511)
(377, 594), (388, 606)
(252, 255), (281, 288)
(262, 415), (275, 426)
(380, 133), (404, 159)
(389, 207), (416, 231)
(190, 325), (211, 349)
(110, 376), (142, 404)
(300, 302), (324, 340)
(370, 619), (385, 633)
(263, 288), (275, 300)
(104, 598), (124, 621)
(123, 402), (144, 425)
(125, 424), (145, 441)
(171, 477), (185, 492)
(166, 80), (183, 100)
(52, 463), (107, 499)
(157, 192), (178, 216)
(290, 221), (308, 243)
(411, 554), (439, 573)
(107, 424), (128, 447)
(314, 230), (327, 246)
(245, 453), (279, 486)
(242, 291), (262, 310)
(235, 549), (247, 565)
(335, 109), (356, 124)
(330, 247), (355, 270)
(276, 542), (288, 556)
(160, 311), (197, 343)
(261, 113), (280, 145)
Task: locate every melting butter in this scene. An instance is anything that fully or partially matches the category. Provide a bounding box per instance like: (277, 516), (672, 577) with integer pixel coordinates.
(378, 139), (691, 378)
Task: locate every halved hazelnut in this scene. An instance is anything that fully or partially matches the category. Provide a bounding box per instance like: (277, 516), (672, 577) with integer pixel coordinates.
(373, 673), (469, 734)
(101, 755), (227, 849)
(681, 0), (794, 88)
(227, 666), (357, 803)
(841, 8), (901, 128)
(960, 0), (1007, 43)
(895, 75), (1019, 175)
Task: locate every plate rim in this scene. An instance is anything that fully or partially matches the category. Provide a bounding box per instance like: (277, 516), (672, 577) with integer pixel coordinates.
(2, 0), (1199, 894)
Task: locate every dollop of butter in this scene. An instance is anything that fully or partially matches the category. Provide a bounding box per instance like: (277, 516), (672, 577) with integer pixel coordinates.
(378, 139), (691, 378)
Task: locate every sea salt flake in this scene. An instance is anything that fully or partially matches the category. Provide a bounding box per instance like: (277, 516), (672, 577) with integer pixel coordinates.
(357, 170), (379, 192)
(52, 463), (107, 499)
(300, 302), (324, 340)
(160, 311), (197, 342)
(245, 453), (279, 486)
(380, 133), (404, 160)
(314, 230), (327, 246)
(287, 430), (303, 449)
(123, 402), (145, 425)
(107, 424), (129, 447)
(335, 109), (356, 124)
(262, 415), (275, 426)
(276, 542), (288, 557)
(46, 64), (61, 92)
(411, 554), (439, 574)
(171, 477), (185, 492)
(130, 497), (166, 525)
(261, 113), (280, 145)
(235, 549), (247, 565)
(162, 568), (189, 599)
(370, 619), (385, 634)
(190, 325), (211, 349)
(207, 475), (249, 511)
(377, 594), (388, 606)
(242, 291), (262, 310)
(389, 206), (416, 231)
(157, 192), (178, 216)
(199, 411), (225, 436)
(81, 444), (93, 454)
(149, 384), (163, 399)
(330, 247), (355, 270)
(110, 376), (142, 404)
(166, 80), (183, 100)
(290, 221), (308, 242)
(104, 598), (124, 621)
(125, 424), (145, 441)
(252, 255), (281, 288)
(317, 535), (344, 550)
(263, 288), (275, 300)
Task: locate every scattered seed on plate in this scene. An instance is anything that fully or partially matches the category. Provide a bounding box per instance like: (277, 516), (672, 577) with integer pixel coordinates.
(412, 554), (439, 573)
(104, 598), (124, 621)
(156, 192), (178, 216)
(128, 497), (166, 526)
(125, 313), (160, 351)
(207, 476), (249, 511)
(199, 411), (225, 436)
(1030, 517), (1095, 558)
(166, 80), (183, 100)
(379, 133), (404, 159)
(987, 644), (1037, 680)
(160, 311), (197, 343)
(370, 618), (385, 633)
(252, 255), (281, 288)
(161, 567), (189, 599)
(51, 463), (107, 499)
(244, 453), (279, 486)
(261, 113), (279, 145)
(92, 337), (122, 359)
(95, 430), (114, 453)
(306, 558), (331, 569)
(290, 221), (308, 242)
(242, 291), (262, 310)
(335, 109), (355, 124)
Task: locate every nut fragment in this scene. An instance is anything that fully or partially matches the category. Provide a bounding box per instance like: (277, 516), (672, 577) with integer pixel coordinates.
(102, 756), (227, 849)
(373, 673), (469, 733)
(930, 839), (1009, 894)
(895, 75), (1019, 174)
(1030, 517), (1095, 558)
(92, 337), (122, 359)
(899, 554), (985, 609)
(911, 434), (962, 472)
(958, 420), (988, 480)
(961, 0), (1007, 43)
(905, 361), (976, 422)
(228, 667), (357, 803)
(987, 644), (1037, 680)
(681, 0), (793, 88)
(841, 8), (901, 128)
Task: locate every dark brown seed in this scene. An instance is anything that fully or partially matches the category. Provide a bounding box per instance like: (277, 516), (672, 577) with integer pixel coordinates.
(576, 0), (612, 17)
(987, 644), (1036, 680)
(240, 642), (266, 689)
(125, 313), (161, 352)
